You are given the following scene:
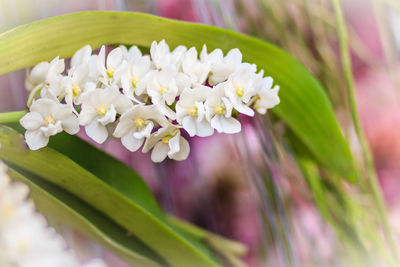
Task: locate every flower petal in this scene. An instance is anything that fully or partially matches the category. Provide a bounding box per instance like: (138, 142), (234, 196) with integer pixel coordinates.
(151, 141), (169, 163)
(25, 129), (49, 150)
(170, 136), (190, 161)
(62, 115), (80, 135)
(85, 120), (108, 144)
(121, 131), (144, 152)
(20, 112), (43, 130)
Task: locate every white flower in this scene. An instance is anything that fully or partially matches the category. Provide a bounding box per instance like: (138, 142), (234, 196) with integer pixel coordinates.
(70, 45), (92, 69)
(224, 69), (257, 116)
(120, 45), (142, 62)
(97, 46), (127, 86)
(147, 65), (179, 119)
(19, 99), (79, 150)
(79, 87), (133, 144)
(150, 40), (187, 70)
(182, 47), (210, 84)
(143, 125), (190, 163)
(65, 64), (96, 107)
(200, 46), (243, 85)
(205, 83), (241, 134)
(25, 62), (50, 91)
(113, 104), (169, 152)
(253, 77), (280, 114)
(0, 162), (107, 267)
(120, 54), (152, 99)
(25, 57), (66, 101)
(176, 85), (214, 137)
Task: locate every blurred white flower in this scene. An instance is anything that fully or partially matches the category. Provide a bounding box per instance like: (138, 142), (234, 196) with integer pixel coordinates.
(176, 85), (214, 137)
(253, 77), (280, 114)
(113, 104), (169, 152)
(0, 162), (107, 267)
(79, 87), (132, 144)
(205, 83), (241, 134)
(143, 125), (190, 162)
(20, 98), (79, 150)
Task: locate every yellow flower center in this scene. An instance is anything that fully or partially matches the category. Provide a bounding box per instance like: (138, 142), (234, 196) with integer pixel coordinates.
(134, 117), (145, 128)
(235, 86), (245, 97)
(187, 106), (198, 116)
(131, 76), (140, 88)
(161, 134), (173, 144)
(106, 66), (114, 78)
(97, 105), (107, 116)
(44, 116), (56, 126)
(214, 105), (225, 115)
(160, 86), (169, 94)
(72, 84), (81, 97)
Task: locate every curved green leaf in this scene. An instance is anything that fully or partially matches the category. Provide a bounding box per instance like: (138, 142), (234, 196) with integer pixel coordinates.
(7, 166), (164, 267)
(0, 11), (354, 179)
(0, 125), (220, 267)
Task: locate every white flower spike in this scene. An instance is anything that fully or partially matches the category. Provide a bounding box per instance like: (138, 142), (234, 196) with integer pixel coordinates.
(22, 41), (280, 162)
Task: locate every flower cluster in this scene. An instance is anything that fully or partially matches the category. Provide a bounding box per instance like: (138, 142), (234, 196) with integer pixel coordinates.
(21, 40), (280, 162)
(0, 162), (106, 267)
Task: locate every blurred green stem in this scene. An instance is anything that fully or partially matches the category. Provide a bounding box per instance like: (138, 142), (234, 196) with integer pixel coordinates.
(0, 111), (26, 123)
(331, 0), (398, 261)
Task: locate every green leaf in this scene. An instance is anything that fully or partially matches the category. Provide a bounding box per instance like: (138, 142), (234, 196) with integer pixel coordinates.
(0, 125), (220, 267)
(7, 166), (165, 267)
(0, 11), (354, 179)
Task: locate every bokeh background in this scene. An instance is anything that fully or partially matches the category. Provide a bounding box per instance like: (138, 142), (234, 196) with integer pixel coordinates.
(1, 0), (400, 266)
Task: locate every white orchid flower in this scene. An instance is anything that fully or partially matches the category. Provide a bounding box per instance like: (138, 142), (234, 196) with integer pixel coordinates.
(205, 83), (241, 134)
(120, 45), (142, 62)
(147, 65), (179, 119)
(253, 76), (280, 114)
(19, 98), (79, 150)
(150, 40), (171, 70)
(150, 40), (188, 70)
(143, 125), (190, 162)
(113, 104), (169, 152)
(200, 45), (243, 85)
(79, 87), (133, 144)
(25, 57), (65, 102)
(224, 69), (258, 117)
(120, 55), (153, 99)
(182, 47), (210, 85)
(70, 45), (92, 69)
(25, 62), (50, 92)
(97, 46), (127, 86)
(176, 85), (214, 137)
(65, 64), (96, 107)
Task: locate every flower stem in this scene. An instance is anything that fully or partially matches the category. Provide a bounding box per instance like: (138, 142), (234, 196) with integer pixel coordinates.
(0, 111), (26, 124)
(331, 0), (398, 260)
